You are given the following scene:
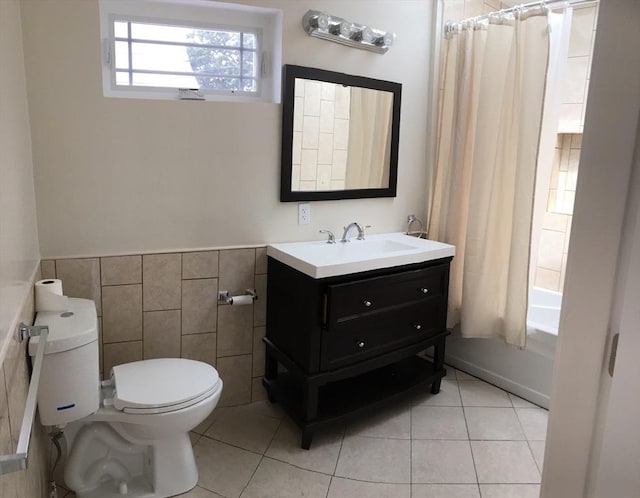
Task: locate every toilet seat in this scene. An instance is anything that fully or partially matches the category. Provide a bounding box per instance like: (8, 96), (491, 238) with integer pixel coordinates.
(111, 358), (220, 414)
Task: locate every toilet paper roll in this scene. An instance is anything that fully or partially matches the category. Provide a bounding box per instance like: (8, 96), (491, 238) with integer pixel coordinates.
(229, 295), (254, 306)
(35, 279), (71, 312)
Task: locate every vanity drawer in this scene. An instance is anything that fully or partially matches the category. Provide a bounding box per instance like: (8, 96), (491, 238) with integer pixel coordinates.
(325, 263), (449, 326)
(320, 298), (446, 370)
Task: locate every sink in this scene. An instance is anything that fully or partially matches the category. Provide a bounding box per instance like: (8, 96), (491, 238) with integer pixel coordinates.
(267, 232), (455, 278)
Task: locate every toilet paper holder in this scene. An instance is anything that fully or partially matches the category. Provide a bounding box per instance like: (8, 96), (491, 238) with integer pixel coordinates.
(218, 289), (258, 305)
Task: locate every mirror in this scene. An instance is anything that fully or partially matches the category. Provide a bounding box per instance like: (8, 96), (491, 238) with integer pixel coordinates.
(280, 65), (402, 201)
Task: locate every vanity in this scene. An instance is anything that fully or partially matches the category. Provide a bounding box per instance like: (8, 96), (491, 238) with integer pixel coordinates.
(263, 233), (455, 448)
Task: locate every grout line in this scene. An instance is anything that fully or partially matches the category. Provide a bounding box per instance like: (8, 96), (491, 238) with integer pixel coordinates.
(462, 397), (481, 490)
(332, 426), (346, 477)
(325, 475), (333, 498)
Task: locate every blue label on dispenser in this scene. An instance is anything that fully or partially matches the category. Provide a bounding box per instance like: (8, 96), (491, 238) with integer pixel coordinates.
(56, 404), (75, 411)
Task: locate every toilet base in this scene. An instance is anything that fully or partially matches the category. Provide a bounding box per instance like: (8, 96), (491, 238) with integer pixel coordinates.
(66, 422), (198, 498)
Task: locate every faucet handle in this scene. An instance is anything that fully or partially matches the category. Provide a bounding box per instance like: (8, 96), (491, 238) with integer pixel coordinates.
(319, 229), (336, 244)
(357, 225), (372, 240)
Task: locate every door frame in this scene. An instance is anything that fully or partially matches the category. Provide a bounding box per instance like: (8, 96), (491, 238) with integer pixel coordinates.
(541, 1), (640, 496)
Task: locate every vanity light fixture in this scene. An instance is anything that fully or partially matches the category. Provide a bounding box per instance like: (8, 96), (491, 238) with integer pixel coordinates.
(302, 10), (395, 54)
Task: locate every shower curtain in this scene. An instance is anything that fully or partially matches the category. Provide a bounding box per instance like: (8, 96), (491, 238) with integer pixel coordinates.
(345, 87), (393, 189)
(429, 9), (550, 347)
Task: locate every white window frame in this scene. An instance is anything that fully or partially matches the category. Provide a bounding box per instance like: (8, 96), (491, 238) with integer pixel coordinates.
(98, 0), (282, 103)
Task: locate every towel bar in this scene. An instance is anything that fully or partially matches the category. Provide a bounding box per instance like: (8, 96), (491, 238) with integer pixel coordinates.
(0, 323), (48, 475)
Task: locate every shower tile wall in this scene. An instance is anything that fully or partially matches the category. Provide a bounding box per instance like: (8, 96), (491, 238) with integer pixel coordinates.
(41, 247), (269, 408)
(558, 5), (598, 133)
(535, 134), (580, 292)
(292, 79), (350, 191)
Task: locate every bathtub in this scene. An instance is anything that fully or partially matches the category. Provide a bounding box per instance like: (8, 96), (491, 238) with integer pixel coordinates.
(528, 287), (561, 336)
(443, 286), (561, 408)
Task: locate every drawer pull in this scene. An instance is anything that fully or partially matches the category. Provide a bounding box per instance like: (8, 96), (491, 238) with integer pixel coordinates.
(419, 287), (429, 294)
(363, 300), (372, 307)
(413, 324), (423, 330)
(356, 340), (366, 348)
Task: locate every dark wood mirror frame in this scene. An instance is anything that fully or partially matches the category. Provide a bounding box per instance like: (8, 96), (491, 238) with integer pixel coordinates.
(280, 64), (402, 202)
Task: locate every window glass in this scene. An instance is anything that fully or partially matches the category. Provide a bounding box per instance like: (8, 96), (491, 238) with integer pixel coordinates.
(113, 20), (260, 93)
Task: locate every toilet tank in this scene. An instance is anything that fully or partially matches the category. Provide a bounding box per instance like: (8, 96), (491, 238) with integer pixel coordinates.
(29, 298), (100, 426)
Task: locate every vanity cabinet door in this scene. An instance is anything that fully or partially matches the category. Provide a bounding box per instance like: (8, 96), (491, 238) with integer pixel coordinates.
(320, 298), (446, 370)
(325, 263), (449, 327)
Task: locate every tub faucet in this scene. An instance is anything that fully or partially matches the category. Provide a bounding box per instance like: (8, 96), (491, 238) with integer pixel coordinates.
(341, 222), (370, 242)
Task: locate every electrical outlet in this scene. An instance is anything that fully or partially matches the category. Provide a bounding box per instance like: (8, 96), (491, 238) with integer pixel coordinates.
(298, 203), (311, 225)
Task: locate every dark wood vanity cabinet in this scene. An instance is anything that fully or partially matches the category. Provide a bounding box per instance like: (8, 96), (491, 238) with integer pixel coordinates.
(263, 256), (452, 449)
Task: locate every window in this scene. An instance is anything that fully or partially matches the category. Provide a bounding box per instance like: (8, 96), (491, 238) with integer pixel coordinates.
(99, 0), (282, 103)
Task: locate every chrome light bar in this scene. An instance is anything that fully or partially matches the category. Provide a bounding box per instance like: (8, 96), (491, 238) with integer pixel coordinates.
(302, 10), (395, 54)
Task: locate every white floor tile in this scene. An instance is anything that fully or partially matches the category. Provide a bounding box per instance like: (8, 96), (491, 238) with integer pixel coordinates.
(528, 441), (545, 472)
(240, 458), (330, 498)
(508, 393), (538, 408)
(458, 381), (512, 407)
(471, 441), (540, 484)
(412, 406), (468, 440)
(413, 380), (462, 407)
(193, 438), (261, 498)
(455, 370), (476, 381)
(328, 477), (410, 498)
(204, 405), (281, 454)
(346, 402), (411, 439)
(412, 440), (477, 484)
(464, 407), (525, 440)
(265, 417), (343, 474)
(516, 408), (549, 441)
(412, 484), (480, 498)
(335, 435), (411, 483)
(177, 486), (226, 497)
(479, 484), (541, 498)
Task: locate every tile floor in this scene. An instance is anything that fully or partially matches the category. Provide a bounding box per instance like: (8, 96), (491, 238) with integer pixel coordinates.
(59, 368), (548, 498)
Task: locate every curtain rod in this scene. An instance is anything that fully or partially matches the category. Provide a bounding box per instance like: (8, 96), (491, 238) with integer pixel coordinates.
(445, 0), (597, 31)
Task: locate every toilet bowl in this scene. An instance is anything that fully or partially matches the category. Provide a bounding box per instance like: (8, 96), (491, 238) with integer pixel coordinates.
(31, 298), (223, 498)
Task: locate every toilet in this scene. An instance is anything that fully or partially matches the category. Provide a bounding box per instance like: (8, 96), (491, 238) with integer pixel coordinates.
(30, 297), (223, 498)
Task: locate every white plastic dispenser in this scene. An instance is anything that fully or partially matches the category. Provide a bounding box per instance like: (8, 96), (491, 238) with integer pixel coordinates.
(29, 298), (100, 426)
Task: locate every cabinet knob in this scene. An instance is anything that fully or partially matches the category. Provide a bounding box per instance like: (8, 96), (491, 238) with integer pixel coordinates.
(413, 324), (422, 330)
(363, 300), (372, 307)
(356, 340), (366, 348)
(419, 287), (429, 294)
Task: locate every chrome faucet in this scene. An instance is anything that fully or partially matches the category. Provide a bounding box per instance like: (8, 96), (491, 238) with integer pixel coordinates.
(341, 222), (370, 242)
(319, 229), (336, 244)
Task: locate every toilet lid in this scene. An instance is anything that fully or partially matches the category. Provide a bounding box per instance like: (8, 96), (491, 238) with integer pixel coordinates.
(111, 358), (220, 413)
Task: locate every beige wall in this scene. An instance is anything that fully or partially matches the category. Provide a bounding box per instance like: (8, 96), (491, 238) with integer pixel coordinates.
(0, 0), (47, 495)
(21, 0), (435, 258)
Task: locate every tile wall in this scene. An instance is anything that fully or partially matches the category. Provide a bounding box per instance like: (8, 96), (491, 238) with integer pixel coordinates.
(292, 79), (350, 191)
(41, 247), (269, 408)
(558, 5), (598, 133)
(0, 282), (49, 498)
(535, 134), (580, 292)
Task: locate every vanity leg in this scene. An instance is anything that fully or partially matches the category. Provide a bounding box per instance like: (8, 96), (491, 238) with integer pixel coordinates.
(301, 428), (314, 450)
(431, 339), (446, 394)
(264, 351), (278, 403)
(265, 351), (278, 380)
(302, 383), (319, 421)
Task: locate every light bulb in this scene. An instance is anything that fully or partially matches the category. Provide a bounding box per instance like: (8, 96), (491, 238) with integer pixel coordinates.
(362, 27), (375, 43)
(339, 21), (353, 37)
(316, 14), (329, 30)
